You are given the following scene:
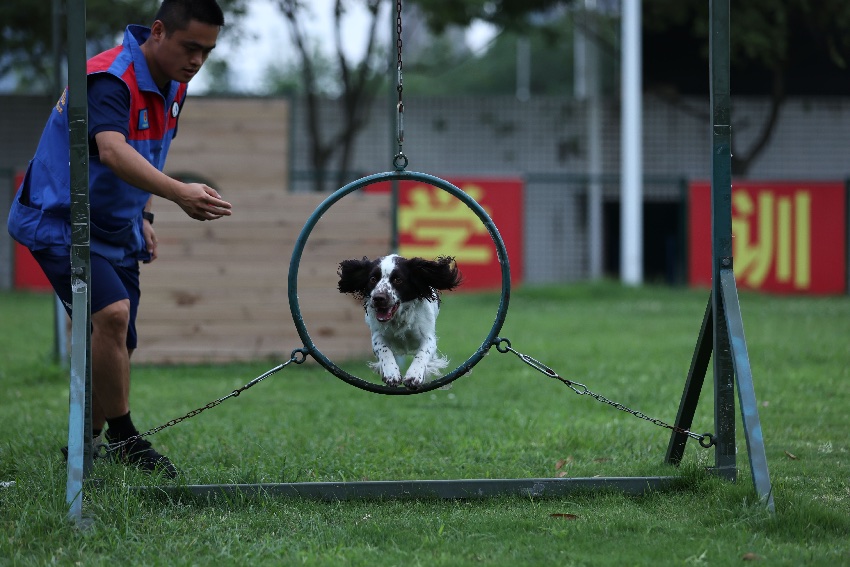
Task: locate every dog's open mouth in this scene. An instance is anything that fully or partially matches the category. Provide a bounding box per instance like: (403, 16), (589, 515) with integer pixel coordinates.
(374, 302), (399, 322)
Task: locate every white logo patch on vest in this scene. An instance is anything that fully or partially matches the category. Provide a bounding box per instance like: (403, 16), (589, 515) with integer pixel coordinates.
(171, 101), (180, 118)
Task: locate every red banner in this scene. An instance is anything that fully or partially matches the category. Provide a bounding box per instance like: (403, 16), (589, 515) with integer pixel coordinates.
(689, 181), (847, 294)
(367, 177), (523, 290)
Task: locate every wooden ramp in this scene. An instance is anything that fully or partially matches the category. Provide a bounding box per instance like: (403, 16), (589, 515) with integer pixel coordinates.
(133, 98), (390, 364)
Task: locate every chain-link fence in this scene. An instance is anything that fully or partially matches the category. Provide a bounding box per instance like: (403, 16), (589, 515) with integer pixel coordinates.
(286, 93), (850, 285)
(522, 173), (687, 284)
(287, 95), (704, 283)
(4, 92), (850, 288)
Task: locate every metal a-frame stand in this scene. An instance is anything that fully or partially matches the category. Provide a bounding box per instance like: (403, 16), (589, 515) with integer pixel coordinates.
(65, 0), (95, 527)
(70, 0), (772, 509)
(664, 0), (774, 513)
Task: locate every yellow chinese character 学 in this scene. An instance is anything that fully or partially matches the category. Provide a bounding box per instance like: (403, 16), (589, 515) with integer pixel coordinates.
(399, 184), (492, 263)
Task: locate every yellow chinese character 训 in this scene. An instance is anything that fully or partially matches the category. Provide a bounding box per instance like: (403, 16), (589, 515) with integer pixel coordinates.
(732, 189), (811, 289)
(732, 191), (774, 287)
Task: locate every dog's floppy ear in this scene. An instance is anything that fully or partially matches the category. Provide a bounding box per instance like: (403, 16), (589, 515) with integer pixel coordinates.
(409, 256), (462, 300)
(337, 257), (374, 300)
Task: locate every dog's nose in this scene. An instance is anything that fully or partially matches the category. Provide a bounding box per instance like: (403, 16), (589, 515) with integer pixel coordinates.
(372, 292), (390, 307)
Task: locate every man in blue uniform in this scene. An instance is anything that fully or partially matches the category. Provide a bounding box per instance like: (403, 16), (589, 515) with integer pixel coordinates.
(7, 0), (232, 477)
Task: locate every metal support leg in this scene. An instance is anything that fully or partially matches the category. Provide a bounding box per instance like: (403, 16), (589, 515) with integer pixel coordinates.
(665, 294), (713, 465)
(720, 270), (775, 511)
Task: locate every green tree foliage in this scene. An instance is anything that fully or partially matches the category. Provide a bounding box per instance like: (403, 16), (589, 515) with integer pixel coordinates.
(262, 43), (341, 97)
(0, 0), (247, 93)
(405, 27), (573, 96)
(273, 0), (388, 191)
(200, 57), (236, 95)
(645, 0), (850, 74)
(412, 0), (570, 32)
(414, 0), (850, 175)
(403, 9), (618, 97)
(644, 0), (850, 175)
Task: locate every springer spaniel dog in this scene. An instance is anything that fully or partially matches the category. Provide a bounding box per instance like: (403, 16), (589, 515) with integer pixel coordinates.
(337, 254), (462, 389)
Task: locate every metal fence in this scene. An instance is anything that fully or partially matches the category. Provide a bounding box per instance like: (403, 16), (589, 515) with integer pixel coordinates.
(523, 173), (687, 285)
(287, 95), (697, 284)
(5, 92), (850, 288)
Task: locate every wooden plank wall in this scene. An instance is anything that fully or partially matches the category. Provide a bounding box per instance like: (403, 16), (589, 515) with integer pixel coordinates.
(133, 98), (390, 364)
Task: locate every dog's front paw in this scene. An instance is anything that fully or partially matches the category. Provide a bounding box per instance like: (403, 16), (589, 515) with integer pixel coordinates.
(382, 372), (403, 387)
(402, 371), (425, 390)
(371, 351), (402, 387)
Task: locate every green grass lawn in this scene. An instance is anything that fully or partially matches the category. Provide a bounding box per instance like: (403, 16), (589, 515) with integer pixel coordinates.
(1, 283), (848, 566)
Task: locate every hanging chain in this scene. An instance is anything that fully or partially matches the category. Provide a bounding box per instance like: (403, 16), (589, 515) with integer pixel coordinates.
(392, 0), (408, 170)
(97, 349), (309, 457)
(493, 338), (715, 448)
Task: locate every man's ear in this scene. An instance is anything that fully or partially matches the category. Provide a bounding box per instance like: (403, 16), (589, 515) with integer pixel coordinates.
(150, 20), (166, 40)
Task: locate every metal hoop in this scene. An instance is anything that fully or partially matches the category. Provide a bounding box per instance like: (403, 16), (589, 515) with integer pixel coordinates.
(288, 170), (511, 395)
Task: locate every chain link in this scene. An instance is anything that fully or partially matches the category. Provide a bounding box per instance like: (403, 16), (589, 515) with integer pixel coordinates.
(392, 0), (407, 170)
(396, 0), (403, 72)
(493, 338), (715, 448)
(100, 349), (309, 456)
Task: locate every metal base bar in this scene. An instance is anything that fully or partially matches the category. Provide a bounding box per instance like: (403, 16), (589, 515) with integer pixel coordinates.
(132, 476), (682, 501)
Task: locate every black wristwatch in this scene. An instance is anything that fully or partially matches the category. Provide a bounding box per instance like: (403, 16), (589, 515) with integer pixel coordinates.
(142, 211), (154, 224)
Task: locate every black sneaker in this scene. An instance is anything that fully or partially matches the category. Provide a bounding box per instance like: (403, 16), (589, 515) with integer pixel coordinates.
(105, 433), (179, 478)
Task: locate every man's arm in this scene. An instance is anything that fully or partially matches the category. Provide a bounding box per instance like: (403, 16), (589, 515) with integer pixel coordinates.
(95, 130), (231, 221)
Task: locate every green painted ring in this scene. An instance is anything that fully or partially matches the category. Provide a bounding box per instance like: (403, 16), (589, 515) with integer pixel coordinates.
(288, 170), (511, 395)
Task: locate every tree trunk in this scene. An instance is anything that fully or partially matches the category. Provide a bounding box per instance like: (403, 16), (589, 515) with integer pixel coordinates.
(731, 67), (787, 177)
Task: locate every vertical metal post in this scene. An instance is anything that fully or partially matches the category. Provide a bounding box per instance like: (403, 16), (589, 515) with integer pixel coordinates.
(516, 35), (531, 102)
(620, 0), (643, 285)
(65, 0), (93, 525)
(388, 2), (399, 253)
(575, 2), (603, 280)
(709, 0), (737, 480)
(52, 0), (70, 367)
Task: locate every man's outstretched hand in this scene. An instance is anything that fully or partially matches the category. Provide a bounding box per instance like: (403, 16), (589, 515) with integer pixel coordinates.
(175, 182), (232, 221)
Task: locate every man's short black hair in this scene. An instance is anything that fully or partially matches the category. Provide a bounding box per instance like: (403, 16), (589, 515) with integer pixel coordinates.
(155, 0), (225, 32)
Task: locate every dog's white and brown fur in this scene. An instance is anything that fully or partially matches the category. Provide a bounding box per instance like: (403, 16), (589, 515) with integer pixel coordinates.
(337, 254), (462, 389)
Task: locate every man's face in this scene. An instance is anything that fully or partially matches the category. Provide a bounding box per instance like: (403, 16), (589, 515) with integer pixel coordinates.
(148, 19), (219, 85)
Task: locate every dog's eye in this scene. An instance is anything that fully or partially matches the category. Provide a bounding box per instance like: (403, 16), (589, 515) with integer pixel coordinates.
(369, 276), (378, 284)
(392, 277), (403, 286)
